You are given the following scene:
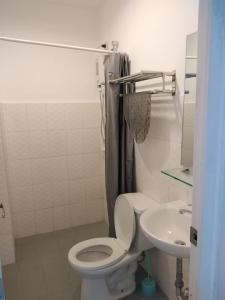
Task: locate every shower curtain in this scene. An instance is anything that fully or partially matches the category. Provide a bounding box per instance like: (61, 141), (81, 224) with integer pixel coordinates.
(104, 53), (136, 237)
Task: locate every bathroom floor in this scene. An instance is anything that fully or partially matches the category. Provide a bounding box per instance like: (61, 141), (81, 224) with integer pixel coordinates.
(2, 222), (167, 300)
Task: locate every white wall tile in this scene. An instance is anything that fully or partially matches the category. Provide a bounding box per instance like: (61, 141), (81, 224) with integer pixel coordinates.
(84, 153), (103, 178)
(149, 102), (182, 143)
(147, 172), (170, 203)
(83, 103), (100, 128)
(52, 181), (69, 206)
(11, 186), (34, 213)
(32, 183), (53, 210)
(49, 156), (68, 182)
(0, 136), (4, 161)
(136, 138), (172, 173)
(0, 159), (7, 190)
(85, 177), (104, 202)
(0, 234), (15, 265)
(13, 210), (35, 237)
(31, 158), (51, 184)
(0, 107), (15, 264)
(68, 179), (85, 204)
(53, 205), (70, 230)
(9, 159), (31, 187)
(27, 103), (47, 130)
(3, 104), (28, 132)
(85, 199), (105, 224)
(69, 203), (86, 227)
(168, 179), (189, 203)
(6, 131), (30, 159)
(67, 130), (83, 155)
(48, 131), (67, 157)
(46, 103), (66, 130)
(0, 211), (12, 236)
(29, 131), (49, 158)
(83, 128), (100, 153)
(65, 103), (84, 129)
(67, 155), (85, 180)
(3, 102), (105, 240)
(35, 208), (53, 234)
(0, 195), (13, 236)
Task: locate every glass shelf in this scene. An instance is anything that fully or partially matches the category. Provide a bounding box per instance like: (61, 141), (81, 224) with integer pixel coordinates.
(161, 168), (193, 187)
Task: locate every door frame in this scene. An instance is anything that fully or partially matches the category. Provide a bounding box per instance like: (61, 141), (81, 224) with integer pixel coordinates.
(190, 0), (225, 299)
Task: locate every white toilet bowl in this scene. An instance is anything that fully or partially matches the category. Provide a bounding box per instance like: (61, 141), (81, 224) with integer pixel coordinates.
(68, 193), (157, 300)
(69, 237), (127, 274)
(68, 238), (140, 300)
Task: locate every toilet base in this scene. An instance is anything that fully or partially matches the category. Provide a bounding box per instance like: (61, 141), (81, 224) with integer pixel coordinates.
(80, 261), (137, 300)
(81, 278), (136, 300)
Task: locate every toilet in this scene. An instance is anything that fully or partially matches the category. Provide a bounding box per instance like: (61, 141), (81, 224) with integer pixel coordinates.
(68, 193), (159, 300)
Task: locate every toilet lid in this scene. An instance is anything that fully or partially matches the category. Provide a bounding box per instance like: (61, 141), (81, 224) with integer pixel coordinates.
(114, 195), (136, 251)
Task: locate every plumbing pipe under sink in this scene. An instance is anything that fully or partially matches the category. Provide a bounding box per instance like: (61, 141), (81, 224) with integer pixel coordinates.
(175, 258), (189, 300)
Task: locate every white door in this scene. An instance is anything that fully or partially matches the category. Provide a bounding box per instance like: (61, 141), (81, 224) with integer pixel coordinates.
(189, 0), (225, 299)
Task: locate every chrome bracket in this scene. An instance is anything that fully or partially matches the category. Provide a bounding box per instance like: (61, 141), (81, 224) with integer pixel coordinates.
(0, 203), (5, 218)
(190, 226), (198, 246)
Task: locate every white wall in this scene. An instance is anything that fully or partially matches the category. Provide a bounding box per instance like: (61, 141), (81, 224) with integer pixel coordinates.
(0, 105), (15, 265)
(99, 0), (198, 99)
(99, 1), (198, 299)
(0, 0), (99, 102)
(0, 0), (106, 240)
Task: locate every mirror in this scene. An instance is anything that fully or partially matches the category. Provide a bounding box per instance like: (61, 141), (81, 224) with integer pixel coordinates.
(181, 32), (198, 169)
(161, 32), (198, 186)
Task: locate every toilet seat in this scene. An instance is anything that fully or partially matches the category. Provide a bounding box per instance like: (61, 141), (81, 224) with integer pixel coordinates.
(68, 237), (127, 272)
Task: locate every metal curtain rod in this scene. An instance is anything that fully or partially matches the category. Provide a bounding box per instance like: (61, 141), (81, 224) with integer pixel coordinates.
(0, 36), (117, 54)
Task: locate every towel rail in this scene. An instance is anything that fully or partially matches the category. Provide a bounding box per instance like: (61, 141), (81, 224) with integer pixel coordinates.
(109, 70), (176, 96)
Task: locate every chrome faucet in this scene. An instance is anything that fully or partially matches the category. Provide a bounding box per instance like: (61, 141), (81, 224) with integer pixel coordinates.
(179, 208), (192, 215)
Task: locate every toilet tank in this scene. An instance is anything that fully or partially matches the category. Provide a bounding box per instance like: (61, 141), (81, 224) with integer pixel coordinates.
(122, 193), (160, 252)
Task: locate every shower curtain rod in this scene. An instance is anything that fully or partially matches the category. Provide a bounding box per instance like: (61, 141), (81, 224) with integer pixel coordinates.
(0, 36), (117, 54)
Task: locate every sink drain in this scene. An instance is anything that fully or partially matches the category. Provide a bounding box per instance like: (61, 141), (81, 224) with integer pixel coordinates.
(174, 240), (186, 246)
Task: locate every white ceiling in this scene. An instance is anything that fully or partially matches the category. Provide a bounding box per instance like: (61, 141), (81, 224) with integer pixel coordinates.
(47, 0), (105, 9)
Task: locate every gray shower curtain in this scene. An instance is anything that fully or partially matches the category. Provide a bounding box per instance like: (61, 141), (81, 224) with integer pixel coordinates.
(104, 53), (136, 237)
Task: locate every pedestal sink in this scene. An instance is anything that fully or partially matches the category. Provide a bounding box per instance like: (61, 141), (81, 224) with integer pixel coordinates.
(140, 205), (191, 258)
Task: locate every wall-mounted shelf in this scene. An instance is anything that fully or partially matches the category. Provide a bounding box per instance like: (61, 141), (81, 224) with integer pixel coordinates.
(185, 73), (197, 78)
(185, 56), (198, 59)
(161, 168), (193, 187)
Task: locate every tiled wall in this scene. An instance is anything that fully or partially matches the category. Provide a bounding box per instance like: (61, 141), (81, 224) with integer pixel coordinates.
(2, 103), (105, 238)
(135, 97), (192, 300)
(0, 105), (15, 265)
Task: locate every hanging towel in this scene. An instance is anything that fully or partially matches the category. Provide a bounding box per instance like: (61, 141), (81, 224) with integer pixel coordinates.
(124, 92), (151, 143)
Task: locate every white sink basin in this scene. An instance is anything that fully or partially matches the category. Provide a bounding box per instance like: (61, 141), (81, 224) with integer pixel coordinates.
(140, 206), (191, 258)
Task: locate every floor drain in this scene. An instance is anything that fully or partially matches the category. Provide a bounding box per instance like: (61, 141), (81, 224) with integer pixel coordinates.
(174, 240), (186, 246)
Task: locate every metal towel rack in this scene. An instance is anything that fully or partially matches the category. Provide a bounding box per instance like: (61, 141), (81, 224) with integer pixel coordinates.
(109, 70), (176, 96)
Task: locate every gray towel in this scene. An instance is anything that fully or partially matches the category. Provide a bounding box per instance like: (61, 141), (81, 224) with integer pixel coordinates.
(124, 92), (151, 143)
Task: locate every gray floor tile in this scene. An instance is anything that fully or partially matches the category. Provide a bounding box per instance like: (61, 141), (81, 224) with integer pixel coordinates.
(125, 289), (168, 300)
(44, 260), (71, 294)
(18, 263), (48, 299)
(2, 273), (20, 300)
(2, 222), (166, 300)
